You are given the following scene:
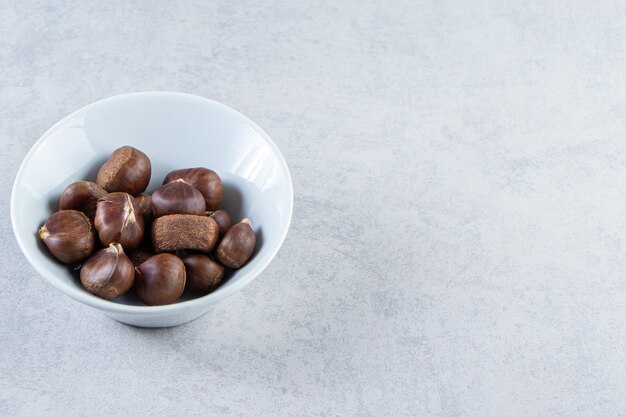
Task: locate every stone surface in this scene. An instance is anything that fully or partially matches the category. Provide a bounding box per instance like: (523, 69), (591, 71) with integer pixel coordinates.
(2, 1), (626, 416)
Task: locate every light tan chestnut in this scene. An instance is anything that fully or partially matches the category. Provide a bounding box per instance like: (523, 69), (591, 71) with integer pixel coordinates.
(135, 253), (186, 306)
(215, 219), (256, 269)
(151, 214), (218, 253)
(96, 146), (151, 195)
(151, 179), (205, 217)
(80, 243), (135, 299)
(94, 192), (144, 250)
(180, 253), (224, 293)
(58, 181), (107, 218)
(38, 210), (95, 263)
(163, 168), (223, 211)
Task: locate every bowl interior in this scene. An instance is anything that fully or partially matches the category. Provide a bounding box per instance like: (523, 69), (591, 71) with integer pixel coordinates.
(12, 92), (292, 311)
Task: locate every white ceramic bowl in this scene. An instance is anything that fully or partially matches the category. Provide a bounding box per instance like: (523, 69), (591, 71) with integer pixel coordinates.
(11, 92), (293, 327)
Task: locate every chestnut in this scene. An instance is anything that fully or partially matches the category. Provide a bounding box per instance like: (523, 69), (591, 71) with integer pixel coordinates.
(151, 179), (205, 217)
(151, 214), (219, 253)
(94, 192), (144, 251)
(127, 244), (154, 267)
(96, 146), (151, 195)
(209, 210), (232, 238)
(38, 210), (95, 263)
(135, 253), (186, 306)
(180, 254), (224, 293)
(215, 219), (256, 269)
(80, 243), (135, 299)
(163, 168), (222, 211)
(58, 181), (107, 218)
(135, 194), (155, 227)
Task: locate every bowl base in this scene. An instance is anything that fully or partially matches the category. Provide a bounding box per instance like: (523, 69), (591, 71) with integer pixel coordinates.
(106, 309), (211, 327)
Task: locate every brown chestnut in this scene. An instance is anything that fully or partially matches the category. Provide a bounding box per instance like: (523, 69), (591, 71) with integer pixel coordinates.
(80, 243), (135, 299)
(180, 254), (224, 293)
(58, 181), (107, 218)
(151, 179), (205, 217)
(135, 194), (155, 227)
(163, 168), (222, 211)
(135, 253), (186, 306)
(38, 210), (95, 263)
(96, 146), (151, 195)
(94, 192), (144, 251)
(127, 244), (154, 267)
(209, 210), (232, 239)
(151, 214), (219, 253)
(215, 218), (256, 269)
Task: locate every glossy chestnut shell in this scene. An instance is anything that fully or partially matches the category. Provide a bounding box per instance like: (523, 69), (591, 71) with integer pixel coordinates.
(38, 210), (95, 263)
(163, 168), (222, 211)
(94, 192), (144, 251)
(151, 179), (206, 217)
(180, 253), (224, 292)
(58, 181), (107, 218)
(80, 243), (135, 299)
(96, 146), (151, 195)
(215, 218), (256, 269)
(135, 253), (186, 306)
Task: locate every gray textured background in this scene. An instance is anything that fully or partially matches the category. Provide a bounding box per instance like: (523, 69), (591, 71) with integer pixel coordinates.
(2, 1), (626, 416)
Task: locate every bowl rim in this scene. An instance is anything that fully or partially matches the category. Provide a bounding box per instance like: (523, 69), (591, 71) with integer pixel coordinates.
(11, 91), (293, 315)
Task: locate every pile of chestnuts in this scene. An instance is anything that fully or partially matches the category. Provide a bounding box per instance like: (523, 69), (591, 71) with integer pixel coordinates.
(38, 146), (256, 306)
